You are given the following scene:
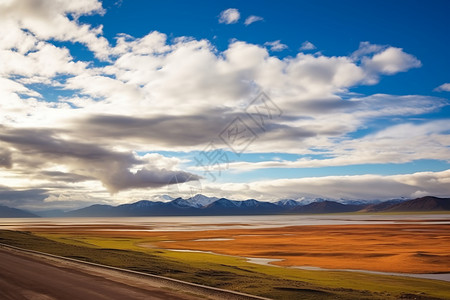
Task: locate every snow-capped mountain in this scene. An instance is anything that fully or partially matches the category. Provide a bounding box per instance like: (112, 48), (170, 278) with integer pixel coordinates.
(275, 199), (302, 207)
(186, 194), (219, 207)
(169, 194), (219, 208)
(57, 195), (448, 218)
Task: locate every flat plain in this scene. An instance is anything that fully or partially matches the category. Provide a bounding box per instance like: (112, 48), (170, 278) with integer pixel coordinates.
(1, 215), (449, 299)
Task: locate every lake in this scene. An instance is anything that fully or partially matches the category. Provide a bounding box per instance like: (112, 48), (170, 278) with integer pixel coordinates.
(1, 213), (449, 231)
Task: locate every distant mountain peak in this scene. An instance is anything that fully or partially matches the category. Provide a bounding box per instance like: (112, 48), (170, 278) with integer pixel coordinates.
(186, 194), (219, 207)
(169, 194), (219, 208)
(208, 198), (240, 208)
(275, 199), (301, 206)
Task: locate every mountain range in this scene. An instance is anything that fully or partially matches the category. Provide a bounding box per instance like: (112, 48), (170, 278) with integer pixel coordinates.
(14, 195), (448, 218)
(0, 195), (449, 218)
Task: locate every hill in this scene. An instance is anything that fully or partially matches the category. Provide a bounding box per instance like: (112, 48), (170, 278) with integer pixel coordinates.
(0, 205), (39, 218)
(385, 196), (450, 212)
(359, 199), (407, 213)
(360, 196), (450, 213)
(291, 200), (365, 214)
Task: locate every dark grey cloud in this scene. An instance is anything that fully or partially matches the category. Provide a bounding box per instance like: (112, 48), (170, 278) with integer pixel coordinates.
(73, 110), (324, 150)
(0, 185), (109, 211)
(0, 127), (139, 163)
(75, 112), (236, 147)
(0, 148), (12, 168)
(105, 168), (201, 193)
(0, 127), (200, 193)
(38, 171), (95, 183)
(0, 186), (48, 207)
(290, 97), (359, 113)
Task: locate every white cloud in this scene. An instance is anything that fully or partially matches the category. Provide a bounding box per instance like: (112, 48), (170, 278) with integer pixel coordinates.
(346, 42), (422, 85)
(435, 83), (450, 92)
(363, 46), (421, 75)
(0, 1), (447, 206)
(217, 119), (450, 172)
(351, 41), (385, 59)
(203, 170), (450, 201)
(0, 0), (110, 60)
(0, 31), (437, 157)
(141, 153), (184, 171)
(65, 75), (143, 103)
(264, 40), (288, 52)
(0, 41), (88, 78)
(218, 8), (240, 24)
(244, 15), (263, 26)
(300, 41), (316, 51)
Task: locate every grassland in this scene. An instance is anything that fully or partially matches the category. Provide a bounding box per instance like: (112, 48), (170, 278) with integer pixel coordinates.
(1, 224), (449, 300)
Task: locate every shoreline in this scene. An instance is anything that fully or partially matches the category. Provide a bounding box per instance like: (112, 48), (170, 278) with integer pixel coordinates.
(162, 247), (450, 282)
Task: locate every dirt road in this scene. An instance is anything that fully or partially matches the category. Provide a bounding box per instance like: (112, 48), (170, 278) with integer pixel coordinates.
(0, 246), (202, 300)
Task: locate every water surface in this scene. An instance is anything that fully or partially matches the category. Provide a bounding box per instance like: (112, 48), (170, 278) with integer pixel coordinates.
(1, 214), (449, 231)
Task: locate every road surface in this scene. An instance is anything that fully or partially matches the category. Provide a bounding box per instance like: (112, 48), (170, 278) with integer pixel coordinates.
(0, 246), (203, 300)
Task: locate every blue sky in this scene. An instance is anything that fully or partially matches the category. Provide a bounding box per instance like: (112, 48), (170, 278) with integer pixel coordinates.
(99, 0), (450, 177)
(93, 0), (450, 94)
(0, 0), (449, 209)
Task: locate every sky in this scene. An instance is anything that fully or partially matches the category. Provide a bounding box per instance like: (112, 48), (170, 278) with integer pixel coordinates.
(0, 0), (449, 210)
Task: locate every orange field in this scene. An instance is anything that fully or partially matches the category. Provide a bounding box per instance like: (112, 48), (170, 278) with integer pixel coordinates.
(28, 223), (450, 274)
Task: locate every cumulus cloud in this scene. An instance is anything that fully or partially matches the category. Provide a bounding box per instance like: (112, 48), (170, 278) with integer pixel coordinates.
(65, 75), (143, 102)
(1, 30), (440, 158)
(351, 41), (385, 59)
(300, 41), (316, 51)
(0, 1), (447, 206)
(346, 42), (422, 85)
(0, 0), (110, 60)
(0, 41), (88, 78)
(435, 83), (450, 92)
(264, 40), (288, 52)
(54, 35), (426, 128)
(244, 15), (263, 26)
(362, 46), (422, 75)
(218, 8), (240, 24)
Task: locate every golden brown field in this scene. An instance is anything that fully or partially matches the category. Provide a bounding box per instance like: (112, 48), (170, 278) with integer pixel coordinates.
(27, 223), (450, 274)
